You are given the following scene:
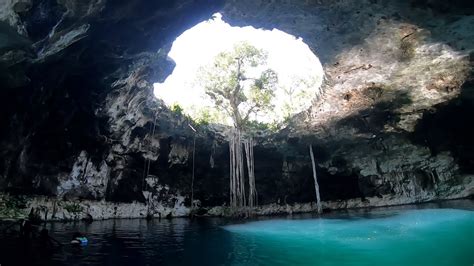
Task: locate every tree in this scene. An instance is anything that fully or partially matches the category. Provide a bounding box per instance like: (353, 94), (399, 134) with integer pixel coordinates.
(199, 42), (278, 130)
(198, 42), (278, 211)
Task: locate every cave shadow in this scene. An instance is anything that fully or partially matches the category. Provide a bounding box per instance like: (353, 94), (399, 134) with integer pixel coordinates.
(334, 90), (413, 135)
(411, 57), (474, 173)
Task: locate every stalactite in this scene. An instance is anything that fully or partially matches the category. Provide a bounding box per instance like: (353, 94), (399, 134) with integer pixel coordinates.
(429, 170), (438, 189)
(142, 111), (158, 191)
(142, 110), (158, 218)
(81, 157), (90, 182)
(309, 144), (322, 214)
(411, 174), (417, 199)
(210, 141), (216, 169)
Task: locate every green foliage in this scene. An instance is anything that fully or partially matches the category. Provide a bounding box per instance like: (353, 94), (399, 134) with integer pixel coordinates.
(248, 69), (277, 109)
(171, 103), (184, 115)
(281, 75), (320, 120)
(194, 107), (218, 126)
(245, 120), (270, 131)
(4, 195), (27, 210)
(0, 195), (27, 218)
(198, 42), (278, 129)
(245, 120), (280, 132)
(64, 202), (83, 214)
(195, 114), (210, 126)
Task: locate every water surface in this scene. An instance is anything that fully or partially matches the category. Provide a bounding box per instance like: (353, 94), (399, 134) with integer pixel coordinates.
(1, 200), (473, 266)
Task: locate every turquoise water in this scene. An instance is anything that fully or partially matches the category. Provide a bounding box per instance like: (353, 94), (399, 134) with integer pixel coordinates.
(223, 209), (474, 266)
(0, 203), (473, 265)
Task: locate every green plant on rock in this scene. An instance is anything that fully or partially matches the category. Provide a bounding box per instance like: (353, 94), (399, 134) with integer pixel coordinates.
(171, 103), (184, 116)
(245, 120), (280, 133)
(64, 202), (83, 214)
(0, 195), (28, 218)
(194, 106), (223, 126)
(245, 120), (270, 131)
(4, 195), (27, 210)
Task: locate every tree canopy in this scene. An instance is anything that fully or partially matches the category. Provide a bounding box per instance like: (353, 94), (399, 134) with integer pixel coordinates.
(198, 42), (278, 130)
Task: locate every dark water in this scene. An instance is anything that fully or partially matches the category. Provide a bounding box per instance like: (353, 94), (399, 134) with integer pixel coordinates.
(0, 200), (473, 266)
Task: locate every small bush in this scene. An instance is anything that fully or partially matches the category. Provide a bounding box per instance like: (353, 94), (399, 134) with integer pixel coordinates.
(4, 195), (27, 210)
(246, 120), (280, 132)
(195, 111), (212, 126)
(0, 195), (28, 218)
(64, 202), (83, 213)
(171, 104), (184, 115)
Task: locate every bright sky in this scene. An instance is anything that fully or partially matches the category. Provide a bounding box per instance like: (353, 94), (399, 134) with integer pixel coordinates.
(153, 13), (324, 125)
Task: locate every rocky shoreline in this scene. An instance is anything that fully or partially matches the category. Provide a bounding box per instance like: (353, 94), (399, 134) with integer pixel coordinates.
(1, 173), (472, 222)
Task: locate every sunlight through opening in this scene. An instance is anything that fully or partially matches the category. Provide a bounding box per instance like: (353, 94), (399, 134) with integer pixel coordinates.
(153, 13), (324, 127)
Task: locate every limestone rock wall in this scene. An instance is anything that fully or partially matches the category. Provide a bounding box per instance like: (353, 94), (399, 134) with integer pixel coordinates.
(0, 0), (473, 220)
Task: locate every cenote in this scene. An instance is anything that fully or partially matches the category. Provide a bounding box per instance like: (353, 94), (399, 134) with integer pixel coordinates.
(1, 201), (473, 265)
(1, 1), (474, 265)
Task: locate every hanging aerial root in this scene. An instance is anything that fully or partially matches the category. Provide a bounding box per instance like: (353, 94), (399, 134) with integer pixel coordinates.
(229, 129), (257, 209)
(244, 137), (257, 208)
(309, 144), (322, 214)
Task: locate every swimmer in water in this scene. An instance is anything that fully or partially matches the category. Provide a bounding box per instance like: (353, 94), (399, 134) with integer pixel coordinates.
(71, 232), (88, 246)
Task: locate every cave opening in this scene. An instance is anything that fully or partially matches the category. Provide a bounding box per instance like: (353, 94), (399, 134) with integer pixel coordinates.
(153, 13), (324, 127)
(149, 12), (327, 213)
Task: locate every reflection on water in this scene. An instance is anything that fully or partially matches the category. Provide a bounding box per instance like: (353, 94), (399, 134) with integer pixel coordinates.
(0, 200), (473, 266)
